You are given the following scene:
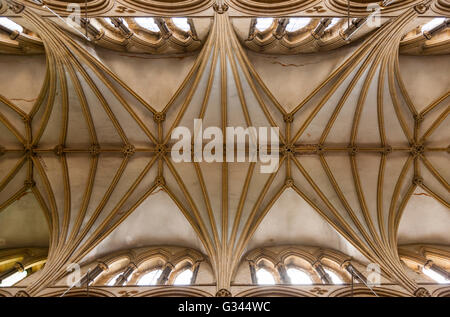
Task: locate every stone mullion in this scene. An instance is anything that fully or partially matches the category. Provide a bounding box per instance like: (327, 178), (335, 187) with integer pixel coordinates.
(79, 262), (108, 286)
(275, 262), (290, 284)
(114, 262), (137, 286)
(342, 261), (368, 284)
(157, 262), (174, 285)
(313, 261), (332, 284)
(248, 260), (257, 284)
(190, 261), (201, 284)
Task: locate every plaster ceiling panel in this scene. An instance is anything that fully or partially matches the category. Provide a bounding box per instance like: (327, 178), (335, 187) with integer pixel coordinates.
(64, 72), (95, 147)
(0, 114), (23, 148)
(197, 161), (223, 234)
(418, 155), (449, 206)
(82, 189), (205, 263)
(397, 187), (450, 245)
(94, 47), (198, 112)
(75, 70), (124, 146)
(177, 51), (216, 129)
(78, 153), (159, 240)
(201, 50), (223, 128)
(232, 55), (282, 129)
(165, 160), (217, 239)
(81, 67), (153, 148)
(355, 66), (382, 145)
(380, 152), (414, 224)
(398, 55), (450, 114)
(37, 155), (66, 224)
(0, 193), (49, 249)
(227, 161), (251, 239)
(296, 60), (363, 144)
(0, 54), (46, 114)
(235, 159), (286, 240)
(79, 155), (129, 229)
(0, 154), (28, 208)
(355, 153), (384, 237)
(421, 108), (449, 147)
(246, 187), (368, 263)
(380, 67), (411, 147)
(320, 152), (369, 229)
(227, 57), (252, 128)
(32, 80), (63, 148)
(0, 99), (27, 144)
(246, 43), (358, 114)
(65, 154), (96, 235)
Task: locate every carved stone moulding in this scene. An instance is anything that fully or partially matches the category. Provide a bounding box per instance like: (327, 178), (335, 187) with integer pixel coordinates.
(23, 0), (113, 15)
(432, 0), (450, 15)
(0, 0), (7, 14)
(226, 0), (322, 15)
(324, 0), (424, 16)
(115, 0), (213, 15)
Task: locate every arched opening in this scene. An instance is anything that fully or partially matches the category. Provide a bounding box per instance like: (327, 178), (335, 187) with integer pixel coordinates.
(172, 18), (190, 32)
(324, 268), (343, 284)
(285, 18), (311, 32)
(255, 18), (273, 32)
(137, 269), (162, 286)
(286, 268), (312, 285)
(173, 269), (193, 285)
(135, 18), (160, 32)
(422, 267), (449, 284)
(0, 18), (23, 33)
(0, 271), (27, 287)
(256, 268), (275, 285)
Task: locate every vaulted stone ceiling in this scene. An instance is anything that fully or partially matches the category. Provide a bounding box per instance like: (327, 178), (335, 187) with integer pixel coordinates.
(0, 0), (448, 296)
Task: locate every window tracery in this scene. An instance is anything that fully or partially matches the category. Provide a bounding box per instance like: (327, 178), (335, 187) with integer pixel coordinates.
(245, 246), (368, 286)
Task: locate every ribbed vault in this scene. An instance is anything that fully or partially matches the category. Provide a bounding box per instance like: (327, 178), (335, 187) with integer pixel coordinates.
(0, 0), (448, 297)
